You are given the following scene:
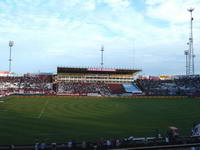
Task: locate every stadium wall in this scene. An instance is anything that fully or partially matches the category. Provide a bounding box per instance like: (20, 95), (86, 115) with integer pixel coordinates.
(14, 95), (187, 99)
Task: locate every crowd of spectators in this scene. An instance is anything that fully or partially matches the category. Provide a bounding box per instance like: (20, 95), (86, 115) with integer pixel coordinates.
(2, 74), (200, 96)
(57, 81), (111, 96)
(0, 75), (53, 96)
(136, 75), (200, 96)
(5, 133), (200, 150)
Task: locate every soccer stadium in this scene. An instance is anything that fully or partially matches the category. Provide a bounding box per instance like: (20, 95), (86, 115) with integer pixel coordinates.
(1, 66), (200, 149)
(1, 1), (200, 150)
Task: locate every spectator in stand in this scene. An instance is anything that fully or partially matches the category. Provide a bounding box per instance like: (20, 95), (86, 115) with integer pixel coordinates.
(35, 143), (39, 150)
(106, 139), (111, 148)
(9, 145), (15, 150)
(51, 143), (56, 150)
(40, 143), (46, 150)
(67, 140), (72, 149)
(116, 139), (120, 147)
(81, 141), (86, 149)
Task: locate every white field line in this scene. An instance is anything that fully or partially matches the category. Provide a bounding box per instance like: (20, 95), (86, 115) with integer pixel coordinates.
(38, 100), (49, 119)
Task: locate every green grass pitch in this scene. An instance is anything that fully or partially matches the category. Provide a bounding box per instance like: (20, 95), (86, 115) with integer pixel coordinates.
(0, 96), (200, 145)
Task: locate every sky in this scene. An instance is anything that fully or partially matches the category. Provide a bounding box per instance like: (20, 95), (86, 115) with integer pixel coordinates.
(0, 0), (200, 75)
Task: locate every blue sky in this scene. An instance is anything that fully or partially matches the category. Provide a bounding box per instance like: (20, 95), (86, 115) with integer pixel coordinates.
(0, 0), (200, 75)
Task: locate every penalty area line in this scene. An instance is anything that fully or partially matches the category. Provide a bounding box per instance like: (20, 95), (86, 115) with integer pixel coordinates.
(38, 100), (49, 119)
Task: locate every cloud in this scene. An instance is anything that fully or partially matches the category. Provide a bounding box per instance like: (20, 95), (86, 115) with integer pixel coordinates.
(0, 0), (200, 75)
(145, 0), (200, 23)
(102, 0), (130, 9)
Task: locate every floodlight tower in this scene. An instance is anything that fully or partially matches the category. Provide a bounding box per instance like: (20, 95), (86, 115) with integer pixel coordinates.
(187, 8), (195, 75)
(101, 45), (104, 69)
(8, 40), (14, 73)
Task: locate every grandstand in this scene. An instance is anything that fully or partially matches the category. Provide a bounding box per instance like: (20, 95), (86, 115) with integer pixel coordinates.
(136, 75), (200, 96)
(2, 66), (200, 97)
(1, 67), (200, 97)
(0, 73), (53, 96)
(55, 67), (142, 95)
(0, 67), (143, 96)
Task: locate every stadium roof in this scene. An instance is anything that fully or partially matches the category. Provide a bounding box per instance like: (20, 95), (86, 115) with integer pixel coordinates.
(57, 67), (141, 75)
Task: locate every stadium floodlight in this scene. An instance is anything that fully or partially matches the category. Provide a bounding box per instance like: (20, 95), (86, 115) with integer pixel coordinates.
(9, 41), (14, 48)
(8, 40), (14, 73)
(185, 8), (195, 75)
(187, 8), (194, 13)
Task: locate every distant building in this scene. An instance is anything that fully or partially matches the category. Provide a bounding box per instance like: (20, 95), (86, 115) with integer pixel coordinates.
(0, 71), (12, 77)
